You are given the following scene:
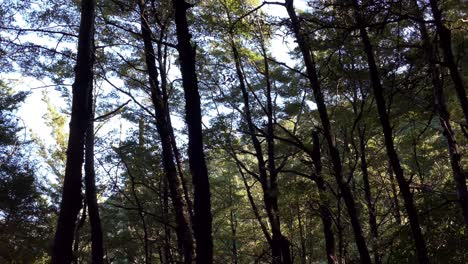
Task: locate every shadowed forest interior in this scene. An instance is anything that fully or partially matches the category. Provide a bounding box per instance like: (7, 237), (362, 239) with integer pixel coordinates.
(0, 0), (467, 263)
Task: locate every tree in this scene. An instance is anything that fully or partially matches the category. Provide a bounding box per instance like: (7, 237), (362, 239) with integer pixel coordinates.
(348, 1), (429, 262)
(138, 0), (194, 262)
(172, 1), (214, 263)
(284, 1), (372, 262)
(51, 0), (97, 262)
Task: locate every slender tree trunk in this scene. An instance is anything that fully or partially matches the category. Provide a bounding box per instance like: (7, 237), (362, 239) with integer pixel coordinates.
(336, 198), (345, 264)
(172, 1), (213, 263)
(414, 0), (468, 231)
(134, 175), (151, 264)
(229, 182), (239, 264)
(157, 37), (195, 220)
(85, 117), (104, 264)
(284, 1), (371, 263)
(296, 201), (306, 264)
(237, 164), (273, 245)
(51, 0), (96, 262)
(229, 35), (290, 263)
(428, 0), (468, 124)
(349, 1), (429, 262)
(358, 128), (381, 264)
(138, 1), (194, 262)
(261, 35), (292, 264)
(72, 200), (87, 264)
(162, 178), (173, 264)
(311, 132), (338, 264)
(388, 163), (402, 225)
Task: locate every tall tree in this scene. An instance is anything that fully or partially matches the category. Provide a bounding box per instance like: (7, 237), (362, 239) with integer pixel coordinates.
(413, 0), (468, 231)
(51, 0), (96, 262)
(172, 0), (214, 263)
(284, 1), (372, 263)
(84, 108), (103, 263)
(349, 0), (429, 262)
(138, 0), (195, 262)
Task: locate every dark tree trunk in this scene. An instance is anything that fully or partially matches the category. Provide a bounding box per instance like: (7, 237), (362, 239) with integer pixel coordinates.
(157, 36), (195, 221)
(85, 119), (104, 264)
(138, 1), (195, 262)
(162, 178), (174, 264)
(284, 1), (371, 263)
(72, 199), (87, 264)
(336, 198), (345, 264)
(311, 132), (338, 264)
(350, 1), (429, 262)
(51, 0), (96, 262)
(428, 0), (468, 124)
(171, 1), (213, 263)
(415, 0), (468, 231)
(296, 201), (306, 264)
(237, 165), (273, 244)
(388, 164), (402, 225)
(358, 128), (381, 264)
(229, 182), (239, 264)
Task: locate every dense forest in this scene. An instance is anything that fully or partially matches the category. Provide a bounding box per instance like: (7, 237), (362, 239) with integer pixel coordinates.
(0, 0), (467, 263)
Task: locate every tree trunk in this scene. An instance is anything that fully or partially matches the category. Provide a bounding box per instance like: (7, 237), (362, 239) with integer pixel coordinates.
(85, 118), (104, 264)
(428, 0), (468, 124)
(415, 0), (468, 231)
(162, 178), (173, 264)
(261, 35), (292, 264)
(229, 35), (291, 263)
(157, 36), (195, 221)
(358, 128), (381, 264)
(311, 132), (338, 264)
(138, 1), (195, 262)
(72, 199), (87, 264)
(350, 1), (429, 262)
(172, 1), (213, 263)
(51, 0), (96, 262)
(296, 201), (306, 264)
(229, 181), (239, 264)
(284, 1), (371, 263)
(388, 163), (402, 225)
(237, 165), (273, 245)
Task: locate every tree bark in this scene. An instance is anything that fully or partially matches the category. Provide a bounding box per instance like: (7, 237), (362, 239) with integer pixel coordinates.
(284, 1), (372, 263)
(161, 178), (174, 264)
(72, 199), (87, 264)
(85, 117), (104, 264)
(228, 181), (239, 264)
(358, 128), (381, 264)
(156, 34), (195, 221)
(172, 1), (213, 263)
(311, 132), (338, 264)
(138, 1), (195, 262)
(51, 0), (96, 262)
(349, 1), (429, 262)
